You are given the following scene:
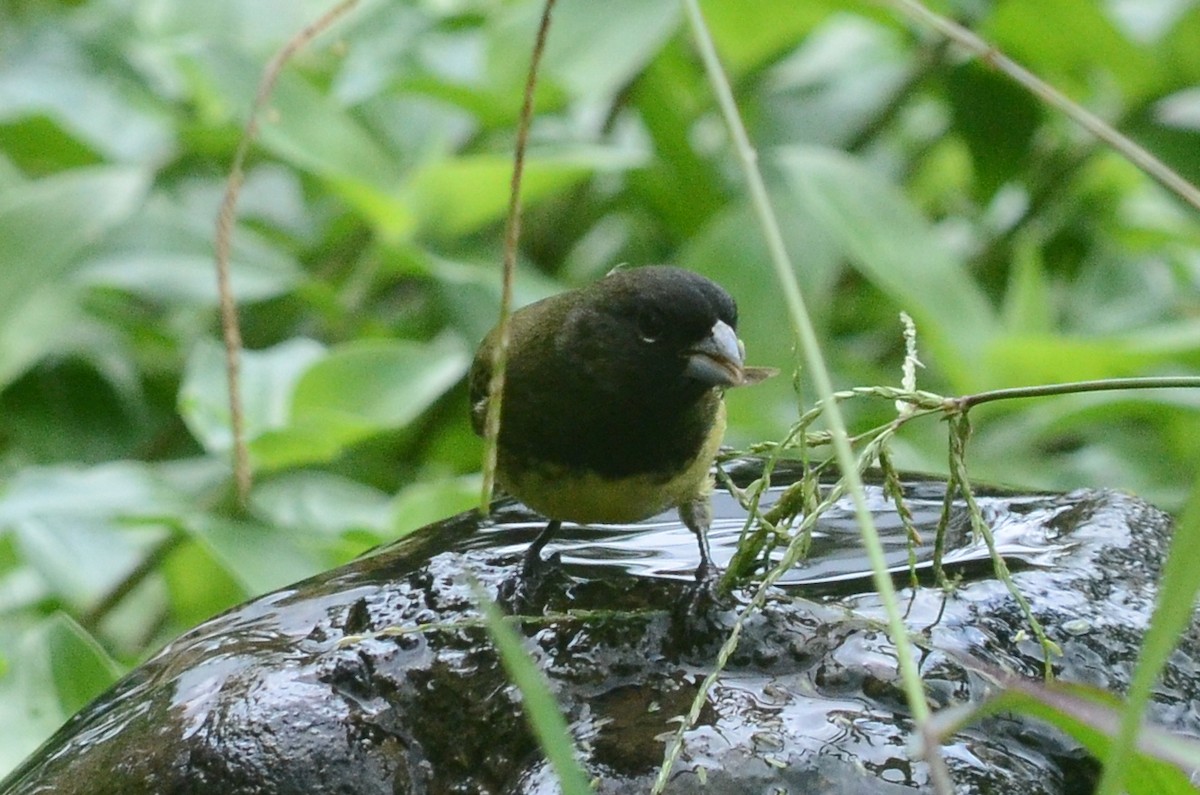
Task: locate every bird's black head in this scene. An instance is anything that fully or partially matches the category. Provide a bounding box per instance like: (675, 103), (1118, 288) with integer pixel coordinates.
(559, 266), (747, 401)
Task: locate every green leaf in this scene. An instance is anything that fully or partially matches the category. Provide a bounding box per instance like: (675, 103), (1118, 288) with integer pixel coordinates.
(238, 65), (398, 183)
(629, 49), (727, 236)
(983, 335), (1147, 386)
(290, 335), (469, 431)
(178, 337), (327, 456)
(0, 31), (175, 167)
(934, 676), (1200, 795)
(777, 146), (998, 389)
(756, 17), (912, 149)
(490, 0), (679, 103)
(44, 613), (123, 715)
(388, 476), (480, 539)
(0, 614), (121, 775)
(0, 634), (56, 776)
(0, 462), (187, 610)
(945, 62), (1043, 197)
(251, 471), (394, 538)
(0, 353), (151, 465)
(1000, 240), (1053, 335)
(426, 257), (564, 345)
(82, 251), (298, 305)
(245, 335), (471, 470)
(0, 166), (148, 326)
(408, 148), (644, 237)
(985, 0), (1162, 99)
(701, 0), (831, 75)
(10, 516), (163, 613)
(78, 197), (302, 305)
(160, 540), (248, 630)
(189, 48), (414, 239)
(1124, 93), (1200, 186)
(0, 289), (108, 392)
(984, 320), (1200, 387)
(252, 471), (478, 554)
(0, 115), (103, 172)
(256, 69), (413, 238)
(540, 0), (680, 99)
(0, 166), (149, 393)
(246, 425), (351, 473)
(185, 516), (325, 595)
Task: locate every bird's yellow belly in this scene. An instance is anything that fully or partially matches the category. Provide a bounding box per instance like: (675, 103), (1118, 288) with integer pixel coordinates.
(498, 404), (725, 524)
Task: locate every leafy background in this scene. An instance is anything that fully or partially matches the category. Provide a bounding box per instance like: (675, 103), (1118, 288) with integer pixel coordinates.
(1, 0), (1199, 777)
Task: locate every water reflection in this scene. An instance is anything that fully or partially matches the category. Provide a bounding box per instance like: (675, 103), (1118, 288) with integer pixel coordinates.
(476, 468), (1074, 592)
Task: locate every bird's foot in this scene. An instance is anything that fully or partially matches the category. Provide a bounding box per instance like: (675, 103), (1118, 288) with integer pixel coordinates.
(683, 564), (729, 613)
(520, 546), (559, 578)
(666, 566), (734, 652)
(497, 551), (563, 613)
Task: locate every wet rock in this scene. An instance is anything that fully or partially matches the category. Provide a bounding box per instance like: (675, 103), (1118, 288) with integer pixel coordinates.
(0, 460), (1190, 794)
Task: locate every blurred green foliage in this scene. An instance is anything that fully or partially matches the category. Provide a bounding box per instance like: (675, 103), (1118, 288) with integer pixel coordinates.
(0, 0), (1198, 777)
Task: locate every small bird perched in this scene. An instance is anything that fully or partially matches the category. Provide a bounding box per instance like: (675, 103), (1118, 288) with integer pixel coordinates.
(469, 266), (774, 579)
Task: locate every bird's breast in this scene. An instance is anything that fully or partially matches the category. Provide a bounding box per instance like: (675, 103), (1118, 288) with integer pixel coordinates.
(496, 401), (726, 524)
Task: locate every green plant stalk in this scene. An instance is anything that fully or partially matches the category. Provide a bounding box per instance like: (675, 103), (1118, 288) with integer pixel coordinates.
(755, 377), (1199, 564)
(947, 413), (1060, 677)
(953, 377), (1200, 410)
(678, 8), (950, 759)
(715, 465), (775, 583)
(719, 420), (809, 585)
(880, 0), (1200, 212)
(657, 426), (958, 793)
(879, 447), (922, 593)
(653, 434), (885, 794)
(931, 458), (957, 589)
(724, 374), (1200, 785)
(670, 11), (937, 777)
(471, 580), (593, 795)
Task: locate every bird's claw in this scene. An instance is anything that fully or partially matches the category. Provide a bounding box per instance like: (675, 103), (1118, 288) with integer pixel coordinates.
(499, 550), (563, 612)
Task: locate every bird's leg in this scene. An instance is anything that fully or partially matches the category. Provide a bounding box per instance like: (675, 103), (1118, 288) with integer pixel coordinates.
(678, 497), (714, 581)
(496, 519), (563, 612)
(521, 519), (561, 577)
(672, 494), (731, 631)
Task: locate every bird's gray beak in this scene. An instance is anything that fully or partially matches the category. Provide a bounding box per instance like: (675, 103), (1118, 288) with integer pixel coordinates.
(684, 320), (747, 388)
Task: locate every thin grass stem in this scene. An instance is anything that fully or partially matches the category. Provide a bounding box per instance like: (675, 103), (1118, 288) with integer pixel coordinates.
(213, 0), (360, 504)
(881, 0), (1200, 212)
(479, 0), (558, 515)
(670, 9), (943, 783)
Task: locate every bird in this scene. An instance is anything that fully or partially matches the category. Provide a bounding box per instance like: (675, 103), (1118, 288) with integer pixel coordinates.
(469, 266), (774, 580)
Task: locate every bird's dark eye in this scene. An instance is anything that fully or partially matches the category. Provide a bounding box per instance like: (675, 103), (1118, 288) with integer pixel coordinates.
(637, 309), (667, 344)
